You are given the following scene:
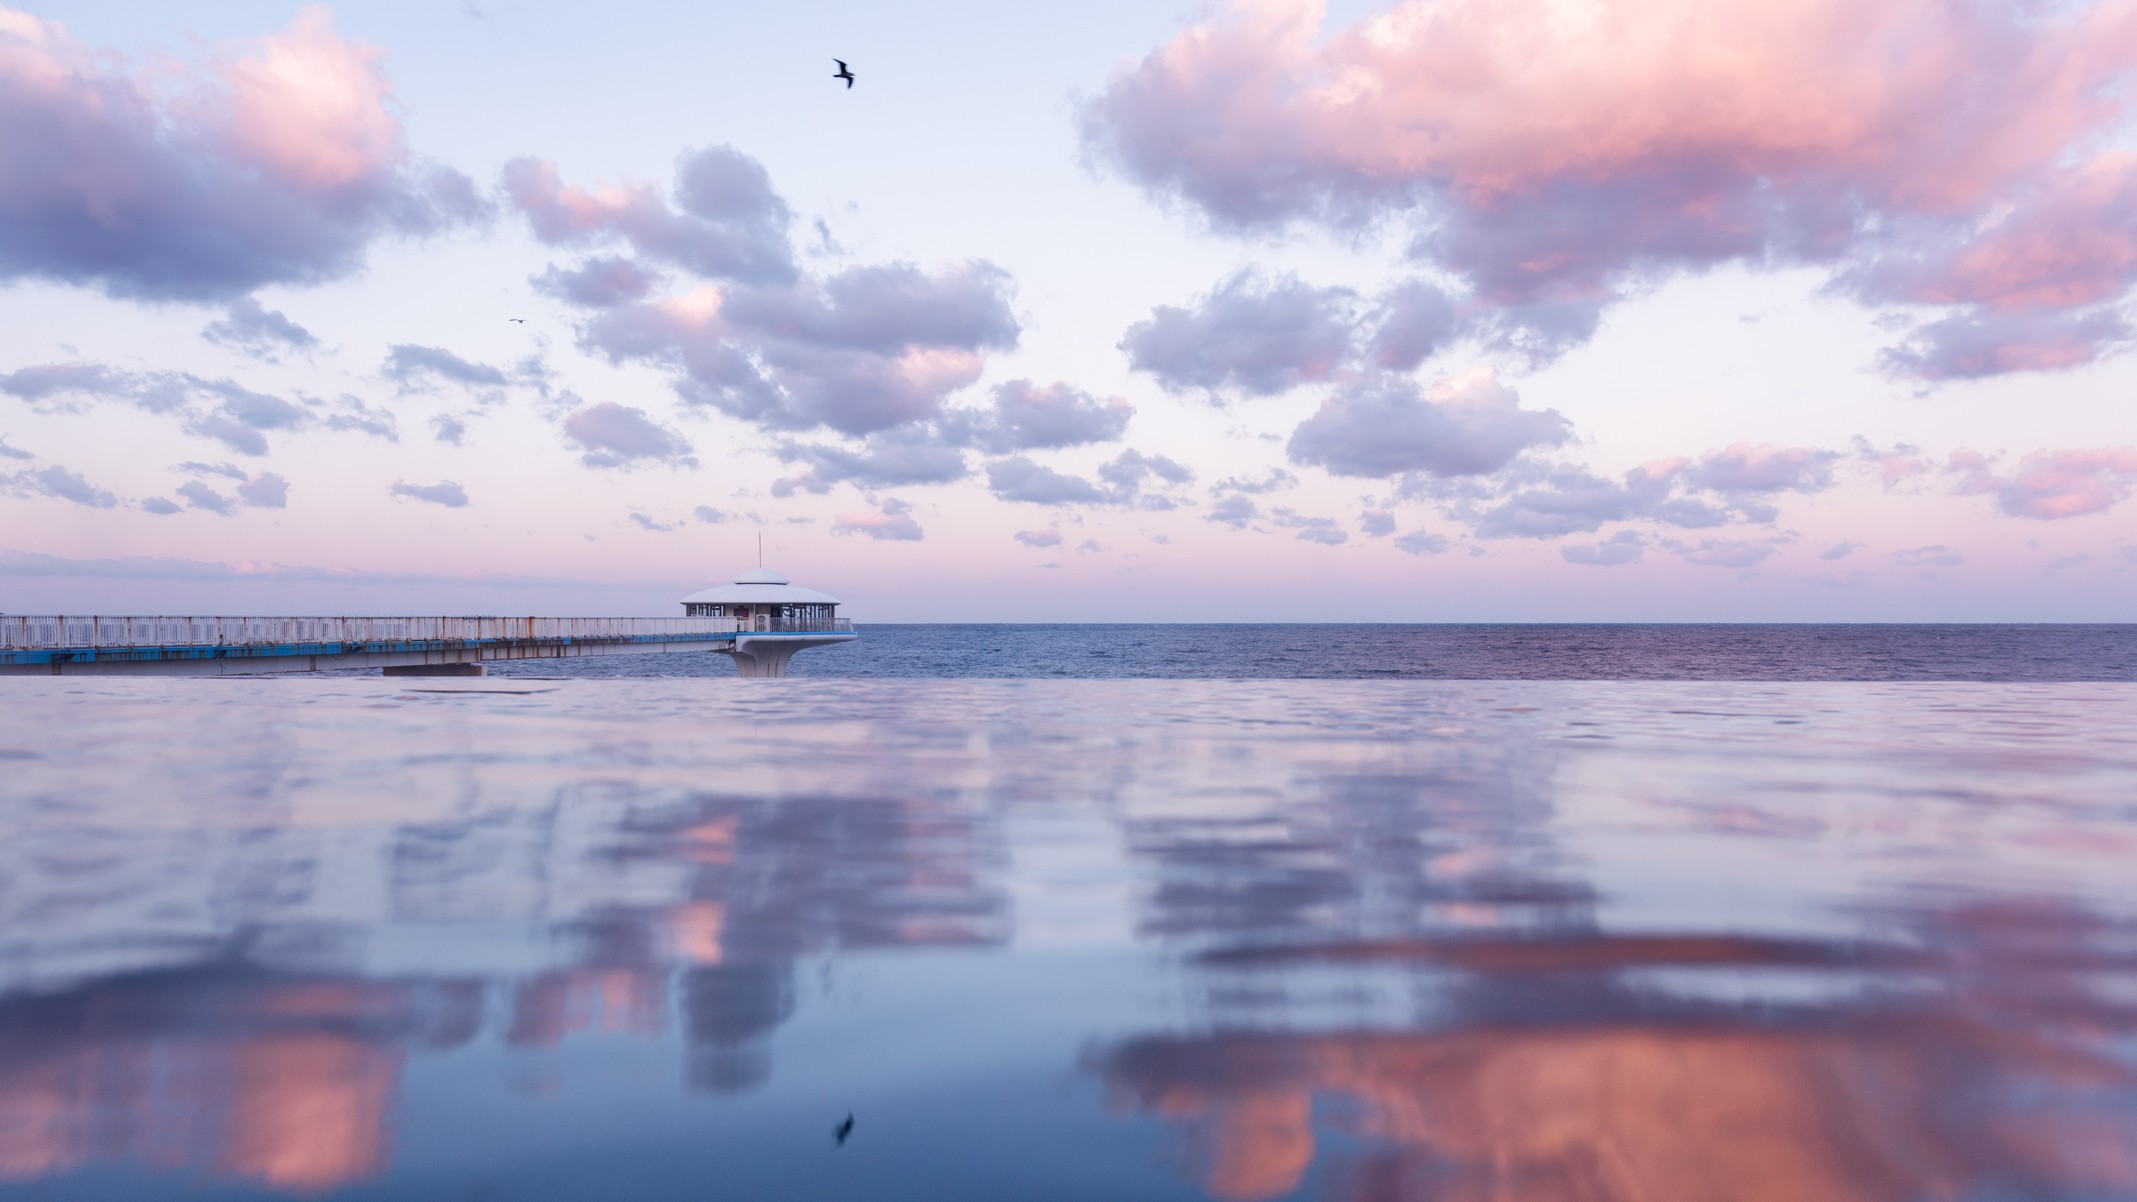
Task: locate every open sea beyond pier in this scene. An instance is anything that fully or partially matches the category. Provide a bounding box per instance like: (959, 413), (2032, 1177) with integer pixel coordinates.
(494, 623), (2137, 681)
(4, 632), (2137, 1200)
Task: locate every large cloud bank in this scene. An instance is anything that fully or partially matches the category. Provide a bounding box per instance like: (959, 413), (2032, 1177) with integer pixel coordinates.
(507, 147), (1153, 504)
(0, 5), (483, 301)
(1085, 0), (2137, 375)
(509, 147), (1027, 437)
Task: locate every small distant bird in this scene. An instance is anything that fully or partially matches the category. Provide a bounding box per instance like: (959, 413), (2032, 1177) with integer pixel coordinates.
(833, 59), (855, 89)
(508, 318), (526, 324)
(834, 1113), (855, 1146)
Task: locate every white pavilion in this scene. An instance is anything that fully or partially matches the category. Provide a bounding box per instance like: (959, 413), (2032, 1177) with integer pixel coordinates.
(680, 567), (857, 677)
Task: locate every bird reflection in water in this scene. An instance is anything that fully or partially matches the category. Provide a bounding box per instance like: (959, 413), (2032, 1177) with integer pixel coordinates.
(4, 680), (2134, 1199)
(1095, 899), (2137, 1202)
(0, 789), (1007, 1193)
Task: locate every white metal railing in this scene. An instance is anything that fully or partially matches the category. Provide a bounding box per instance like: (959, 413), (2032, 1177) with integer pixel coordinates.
(0, 615), (752, 651)
(742, 615), (857, 634)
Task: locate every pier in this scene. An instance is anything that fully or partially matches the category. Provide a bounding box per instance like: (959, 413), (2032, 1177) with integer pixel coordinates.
(0, 567), (858, 678)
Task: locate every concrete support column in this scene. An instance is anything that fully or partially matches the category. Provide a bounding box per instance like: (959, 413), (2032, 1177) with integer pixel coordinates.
(725, 638), (799, 678)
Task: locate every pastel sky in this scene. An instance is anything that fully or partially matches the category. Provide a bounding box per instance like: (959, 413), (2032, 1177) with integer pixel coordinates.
(3, 0), (2134, 621)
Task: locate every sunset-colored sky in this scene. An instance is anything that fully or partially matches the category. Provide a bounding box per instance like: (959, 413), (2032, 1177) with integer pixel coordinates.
(3, 0), (2134, 620)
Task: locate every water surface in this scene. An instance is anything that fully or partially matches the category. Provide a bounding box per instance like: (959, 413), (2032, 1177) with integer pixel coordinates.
(491, 623), (2137, 680)
(2, 679), (2135, 1200)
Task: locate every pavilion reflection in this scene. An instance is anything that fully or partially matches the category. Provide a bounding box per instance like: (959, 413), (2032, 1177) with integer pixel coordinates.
(1095, 899), (2137, 1202)
(0, 789), (1007, 1192)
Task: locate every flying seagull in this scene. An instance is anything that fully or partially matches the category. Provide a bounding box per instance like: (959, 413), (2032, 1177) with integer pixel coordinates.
(509, 318), (526, 324)
(834, 1113), (855, 1146)
(833, 59), (854, 89)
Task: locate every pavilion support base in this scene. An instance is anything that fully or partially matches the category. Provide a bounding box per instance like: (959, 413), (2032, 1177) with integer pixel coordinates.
(721, 634), (853, 678)
(384, 662), (486, 677)
(725, 644), (799, 678)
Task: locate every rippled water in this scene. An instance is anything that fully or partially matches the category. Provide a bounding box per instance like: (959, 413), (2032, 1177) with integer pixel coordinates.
(3, 679), (2136, 1200)
(491, 623), (2137, 680)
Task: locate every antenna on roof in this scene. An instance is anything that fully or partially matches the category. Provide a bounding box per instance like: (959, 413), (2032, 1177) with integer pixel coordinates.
(758, 531), (763, 568)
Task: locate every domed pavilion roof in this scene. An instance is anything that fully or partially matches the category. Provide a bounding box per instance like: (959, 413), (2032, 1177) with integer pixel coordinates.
(680, 568), (840, 607)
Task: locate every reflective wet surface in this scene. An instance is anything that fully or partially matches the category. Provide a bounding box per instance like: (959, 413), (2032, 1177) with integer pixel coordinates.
(1, 680), (2134, 1199)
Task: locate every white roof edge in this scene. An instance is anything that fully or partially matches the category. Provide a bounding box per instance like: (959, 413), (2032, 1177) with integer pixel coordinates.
(679, 583), (841, 606)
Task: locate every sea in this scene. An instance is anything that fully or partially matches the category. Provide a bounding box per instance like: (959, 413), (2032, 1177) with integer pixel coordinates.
(491, 622), (2137, 680)
(4, 625), (2137, 1200)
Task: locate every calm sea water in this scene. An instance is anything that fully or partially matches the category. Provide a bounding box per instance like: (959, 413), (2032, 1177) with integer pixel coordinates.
(489, 623), (2137, 680)
(3, 678), (2136, 1200)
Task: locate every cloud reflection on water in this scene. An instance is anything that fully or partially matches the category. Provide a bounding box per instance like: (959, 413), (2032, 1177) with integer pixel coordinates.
(1099, 901), (2137, 1201)
(0, 975), (450, 1190)
(0, 680), (2131, 1199)
(0, 749), (1010, 1190)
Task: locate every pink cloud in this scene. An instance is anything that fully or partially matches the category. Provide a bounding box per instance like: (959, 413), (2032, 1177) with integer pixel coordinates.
(515, 149), (1025, 439)
(1086, 0), (2137, 374)
(501, 146), (794, 284)
(560, 401), (697, 470)
(1407, 433), (1848, 539)
(503, 158), (649, 240)
(1856, 154), (2137, 313)
(1853, 438), (1936, 490)
(1948, 448), (2137, 519)
(565, 245), (1017, 436)
(1663, 536), (1789, 569)
(583, 291), (995, 435)
(0, 5), (480, 300)
(1680, 444), (1839, 494)
(833, 496), (924, 541)
(1288, 367), (1570, 478)
(1879, 308), (2132, 379)
(210, 6), (401, 190)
